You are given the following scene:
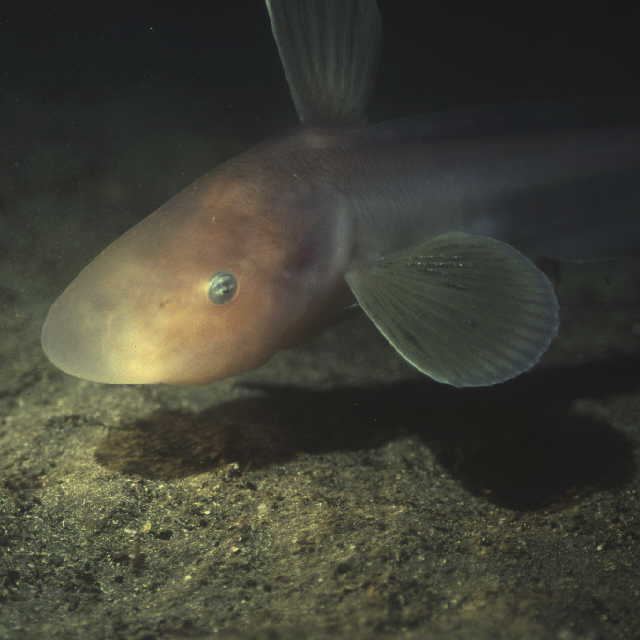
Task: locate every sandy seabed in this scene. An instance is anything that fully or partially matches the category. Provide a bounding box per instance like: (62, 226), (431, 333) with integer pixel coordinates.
(1, 90), (640, 640)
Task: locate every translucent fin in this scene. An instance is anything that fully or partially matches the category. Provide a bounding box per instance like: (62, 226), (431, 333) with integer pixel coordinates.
(265, 0), (381, 124)
(345, 233), (559, 387)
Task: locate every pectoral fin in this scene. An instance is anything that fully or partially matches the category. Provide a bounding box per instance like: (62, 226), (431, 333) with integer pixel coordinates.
(265, 0), (381, 124)
(345, 232), (559, 387)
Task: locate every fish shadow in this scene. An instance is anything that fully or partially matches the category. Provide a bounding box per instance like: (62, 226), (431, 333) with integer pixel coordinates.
(94, 357), (639, 510)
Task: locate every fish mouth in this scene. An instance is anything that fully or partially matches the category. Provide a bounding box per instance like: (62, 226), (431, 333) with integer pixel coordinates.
(41, 281), (177, 385)
(41, 300), (109, 383)
(41, 283), (234, 386)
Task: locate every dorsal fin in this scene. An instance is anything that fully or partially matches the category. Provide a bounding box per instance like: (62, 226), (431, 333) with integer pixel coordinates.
(266, 0), (381, 125)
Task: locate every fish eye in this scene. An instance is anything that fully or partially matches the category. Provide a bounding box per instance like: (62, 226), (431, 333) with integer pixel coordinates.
(208, 272), (237, 304)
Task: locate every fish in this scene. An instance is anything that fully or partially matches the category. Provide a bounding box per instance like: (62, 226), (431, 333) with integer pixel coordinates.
(41, 0), (640, 388)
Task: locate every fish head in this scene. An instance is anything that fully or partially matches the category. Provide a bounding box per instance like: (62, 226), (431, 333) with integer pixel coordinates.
(41, 159), (351, 384)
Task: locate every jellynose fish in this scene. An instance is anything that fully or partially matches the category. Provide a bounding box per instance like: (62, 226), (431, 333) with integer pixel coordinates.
(42, 0), (640, 387)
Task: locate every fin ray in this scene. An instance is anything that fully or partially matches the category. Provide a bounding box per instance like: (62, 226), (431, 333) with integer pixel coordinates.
(266, 0), (381, 124)
(346, 232), (559, 387)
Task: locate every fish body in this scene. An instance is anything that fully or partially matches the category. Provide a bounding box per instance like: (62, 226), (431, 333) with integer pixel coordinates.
(290, 125), (640, 262)
(42, 0), (640, 387)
